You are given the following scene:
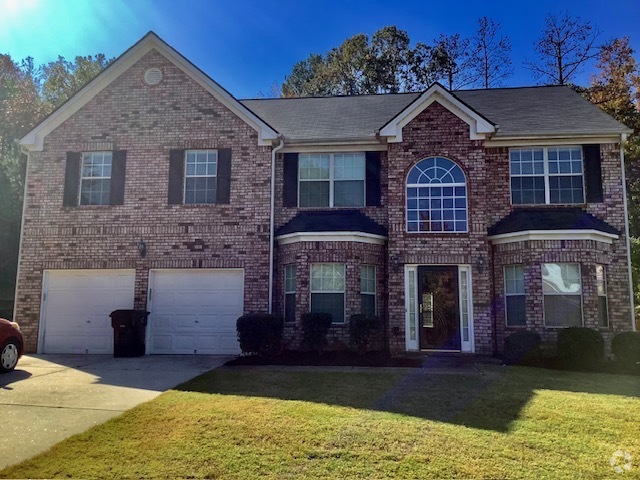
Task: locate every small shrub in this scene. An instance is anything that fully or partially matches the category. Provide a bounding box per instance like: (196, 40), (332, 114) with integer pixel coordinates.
(301, 312), (333, 354)
(348, 314), (380, 354)
(557, 327), (604, 369)
(612, 332), (640, 366)
(236, 313), (283, 356)
(503, 331), (542, 365)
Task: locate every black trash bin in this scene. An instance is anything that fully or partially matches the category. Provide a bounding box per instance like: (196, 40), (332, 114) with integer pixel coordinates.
(110, 309), (149, 357)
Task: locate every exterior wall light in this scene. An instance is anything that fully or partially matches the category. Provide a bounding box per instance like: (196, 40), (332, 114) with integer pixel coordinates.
(138, 239), (147, 258)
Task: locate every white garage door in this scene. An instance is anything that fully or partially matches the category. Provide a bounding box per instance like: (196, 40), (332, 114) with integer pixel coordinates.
(147, 269), (244, 354)
(40, 270), (135, 354)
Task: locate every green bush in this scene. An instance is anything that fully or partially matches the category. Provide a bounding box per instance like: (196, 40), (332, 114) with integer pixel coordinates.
(503, 331), (542, 365)
(348, 314), (380, 354)
(557, 327), (604, 369)
(236, 313), (283, 356)
(301, 312), (333, 354)
(612, 332), (640, 366)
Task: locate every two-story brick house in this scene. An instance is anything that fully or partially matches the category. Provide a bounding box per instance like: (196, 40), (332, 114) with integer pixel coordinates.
(14, 32), (635, 356)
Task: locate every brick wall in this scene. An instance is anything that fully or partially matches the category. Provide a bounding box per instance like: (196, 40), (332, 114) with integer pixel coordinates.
(15, 50), (273, 352)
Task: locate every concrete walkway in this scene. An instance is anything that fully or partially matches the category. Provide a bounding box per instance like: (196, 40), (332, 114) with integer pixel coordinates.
(0, 354), (231, 470)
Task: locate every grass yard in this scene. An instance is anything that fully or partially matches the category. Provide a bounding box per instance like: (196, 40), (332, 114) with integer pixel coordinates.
(1, 365), (638, 479)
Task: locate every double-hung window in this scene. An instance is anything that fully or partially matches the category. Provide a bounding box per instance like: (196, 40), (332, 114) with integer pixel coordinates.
(80, 152), (112, 206)
(542, 263), (583, 327)
(299, 153), (365, 207)
(184, 150), (218, 204)
(510, 147), (584, 205)
(504, 265), (526, 326)
(310, 263), (345, 323)
(596, 264), (609, 328)
(360, 265), (376, 317)
(284, 265), (296, 324)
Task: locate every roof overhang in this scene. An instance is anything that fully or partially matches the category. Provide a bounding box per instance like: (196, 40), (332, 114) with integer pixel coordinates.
(276, 231), (387, 245)
(488, 229), (619, 245)
(20, 32), (279, 151)
(378, 83), (496, 142)
(484, 133), (627, 147)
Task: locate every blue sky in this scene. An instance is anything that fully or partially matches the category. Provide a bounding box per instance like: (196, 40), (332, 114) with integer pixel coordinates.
(1, 0), (638, 98)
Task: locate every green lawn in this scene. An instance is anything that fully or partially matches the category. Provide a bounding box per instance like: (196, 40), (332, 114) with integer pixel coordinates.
(1, 365), (639, 479)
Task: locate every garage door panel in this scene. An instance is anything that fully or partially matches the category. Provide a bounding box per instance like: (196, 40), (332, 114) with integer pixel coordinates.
(148, 269), (244, 355)
(41, 270), (135, 354)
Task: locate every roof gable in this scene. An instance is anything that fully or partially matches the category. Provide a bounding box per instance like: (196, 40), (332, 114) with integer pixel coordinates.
(20, 32), (279, 151)
(378, 83), (496, 142)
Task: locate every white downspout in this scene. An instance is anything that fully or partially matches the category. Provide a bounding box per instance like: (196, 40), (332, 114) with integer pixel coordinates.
(620, 134), (636, 331)
(268, 136), (285, 314)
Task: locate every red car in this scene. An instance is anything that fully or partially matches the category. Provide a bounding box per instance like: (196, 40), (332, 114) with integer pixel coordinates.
(0, 318), (24, 373)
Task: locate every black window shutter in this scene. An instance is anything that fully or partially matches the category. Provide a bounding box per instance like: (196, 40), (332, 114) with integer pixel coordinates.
(168, 149), (185, 204)
(283, 153), (298, 207)
(216, 148), (232, 204)
(583, 144), (603, 203)
(63, 152), (81, 207)
(365, 151), (381, 206)
(110, 150), (126, 205)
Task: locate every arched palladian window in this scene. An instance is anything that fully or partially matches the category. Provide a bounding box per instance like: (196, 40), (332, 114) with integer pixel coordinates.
(406, 157), (467, 233)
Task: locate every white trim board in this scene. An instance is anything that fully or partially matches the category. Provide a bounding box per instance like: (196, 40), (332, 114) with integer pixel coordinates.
(488, 229), (619, 245)
(379, 83), (495, 142)
(276, 231), (387, 245)
(20, 32), (278, 151)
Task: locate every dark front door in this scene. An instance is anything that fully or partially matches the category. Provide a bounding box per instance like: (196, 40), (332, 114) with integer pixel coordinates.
(417, 266), (461, 350)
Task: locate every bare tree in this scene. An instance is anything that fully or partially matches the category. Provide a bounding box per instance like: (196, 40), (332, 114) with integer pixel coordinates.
(471, 17), (513, 89)
(430, 34), (476, 90)
(525, 12), (600, 85)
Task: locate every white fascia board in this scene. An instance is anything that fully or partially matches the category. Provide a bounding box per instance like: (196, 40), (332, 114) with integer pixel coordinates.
(488, 229), (619, 245)
(20, 33), (278, 151)
(276, 231), (387, 245)
(281, 143), (387, 153)
(485, 135), (623, 147)
(379, 85), (495, 143)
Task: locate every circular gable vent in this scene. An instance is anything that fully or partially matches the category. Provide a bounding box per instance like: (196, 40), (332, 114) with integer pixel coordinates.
(144, 68), (163, 85)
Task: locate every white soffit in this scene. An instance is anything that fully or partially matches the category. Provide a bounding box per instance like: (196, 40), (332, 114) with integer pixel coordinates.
(379, 83), (496, 142)
(488, 229), (619, 245)
(20, 32), (279, 151)
(276, 231), (387, 245)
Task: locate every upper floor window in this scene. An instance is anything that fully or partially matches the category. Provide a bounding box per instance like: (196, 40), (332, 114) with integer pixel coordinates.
(299, 153), (365, 208)
(510, 147), (584, 205)
(80, 152), (112, 206)
(406, 157), (467, 233)
(184, 150), (218, 204)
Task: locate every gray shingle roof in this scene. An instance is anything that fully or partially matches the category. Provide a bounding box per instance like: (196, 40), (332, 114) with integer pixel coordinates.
(240, 86), (630, 142)
(276, 210), (388, 236)
(487, 208), (620, 236)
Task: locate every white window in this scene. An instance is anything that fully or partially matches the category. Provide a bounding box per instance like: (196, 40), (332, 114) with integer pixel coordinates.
(184, 150), (217, 204)
(299, 153), (365, 207)
(510, 147), (584, 205)
(542, 263), (583, 327)
(596, 264), (609, 328)
(406, 157), (467, 233)
(310, 263), (345, 323)
(360, 265), (376, 317)
(80, 152), (112, 205)
(284, 265), (296, 324)
(504, 265), (526, 327)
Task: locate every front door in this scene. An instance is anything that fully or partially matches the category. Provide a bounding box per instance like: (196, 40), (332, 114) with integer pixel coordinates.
(417, 266), (461, 350)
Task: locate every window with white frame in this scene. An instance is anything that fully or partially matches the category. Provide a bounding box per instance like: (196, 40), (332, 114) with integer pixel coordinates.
(542, 263), (583, 327)
(284, 264), (296, 324)
(80, 152), (112, 205)
(510, 147), (584, 205)
(406, 157), (467, 233)
(504, 265), (526, 326)
(310, 263), (345, 323)
(596, 264), (609, 328)
(299, 153), (365, 207)
(184, 150), (218, 204)
(360, 265), (376, 317)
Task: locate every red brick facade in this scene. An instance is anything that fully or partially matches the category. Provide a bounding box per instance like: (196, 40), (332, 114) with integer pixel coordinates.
(15, 45), (634, 356)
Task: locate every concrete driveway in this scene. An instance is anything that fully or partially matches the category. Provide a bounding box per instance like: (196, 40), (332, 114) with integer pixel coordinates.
(0, 354), (232, 470)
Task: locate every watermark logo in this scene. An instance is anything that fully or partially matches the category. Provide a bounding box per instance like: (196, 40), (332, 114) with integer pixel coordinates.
(610, 450), (633, 474)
